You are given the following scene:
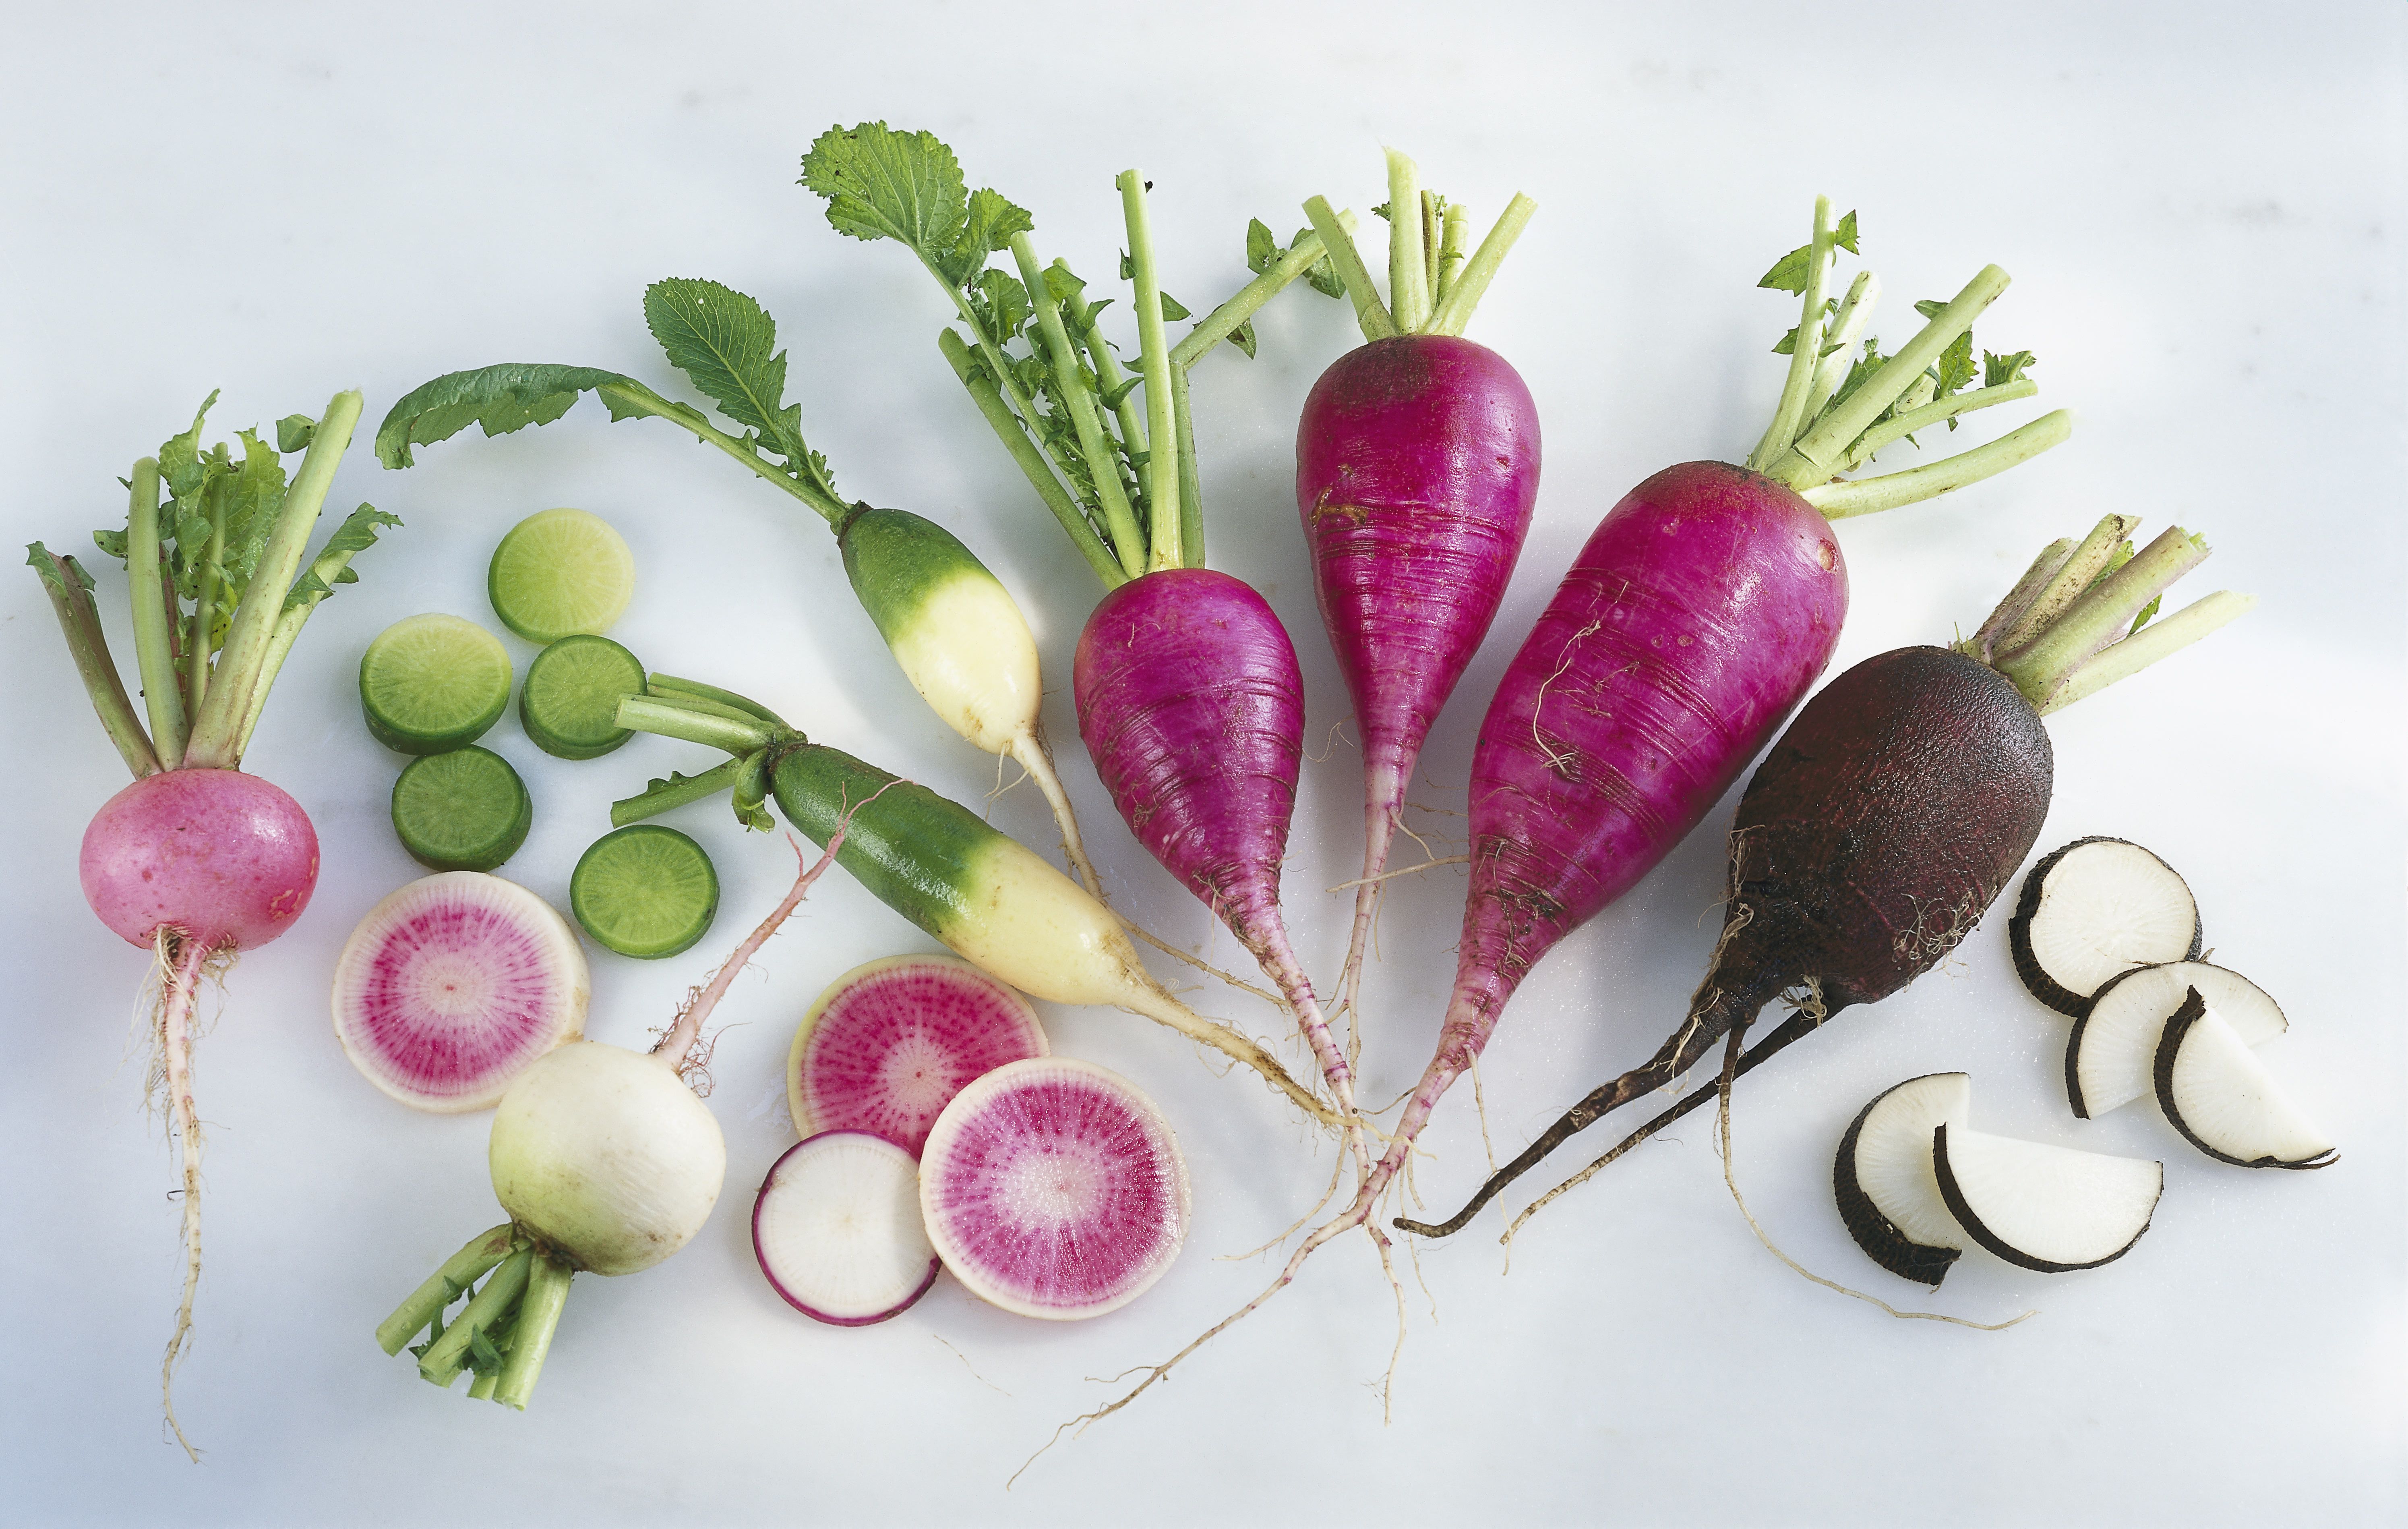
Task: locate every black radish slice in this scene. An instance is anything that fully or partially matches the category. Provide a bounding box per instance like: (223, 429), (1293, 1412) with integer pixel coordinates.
(2009, 837), (2202, 1016)
(1834, 1073), (1972, 1286)
(1932, 1122), (2162, 1272)
(2067, 961), (2288, 1118)
(919, 1057), (1188, 1320)
(752, 1131), (942, 1325)
(2154, 996), (2337, 1169)
(330, 872), (589, 1111)
(787, 954), (1049, 1157)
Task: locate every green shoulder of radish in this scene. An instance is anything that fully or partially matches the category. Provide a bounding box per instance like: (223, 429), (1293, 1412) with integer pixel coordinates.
(28, 391), (399, 1459)
(799, 121), (1379, 1177)
(1399, 512), (2255, 1242)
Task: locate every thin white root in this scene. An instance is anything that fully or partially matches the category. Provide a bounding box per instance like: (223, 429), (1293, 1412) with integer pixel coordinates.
(1121, 918), (1290, 1014)
(1469, 1051), (1498, 1176)
(1324, 854), (1470, 892)
(156, 931), (213, 1463)
(933, 1335), (1011, 1396)
(1217, 1148), (1349, 1262)
(1010, 729), (1105, 902)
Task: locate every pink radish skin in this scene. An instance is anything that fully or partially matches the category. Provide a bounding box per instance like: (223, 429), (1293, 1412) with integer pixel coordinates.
(81, 769), (319, 951)
(920, 1057), (1189, 1320)
(788, 954), (1048, 1157)
(1296, 335), (1541, 1009)
(753, 1130), (941, 1326)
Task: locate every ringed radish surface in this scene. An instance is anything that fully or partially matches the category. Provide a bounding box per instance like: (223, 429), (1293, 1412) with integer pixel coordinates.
(331, 872), (589, 1111)
(29, 390), (399, 1458)
(2067, 960), (2288, 1117)
(2010, 837), (2203, 1015)
(754, 1131), (942, 1326)
(788, 953), (1049, 1156)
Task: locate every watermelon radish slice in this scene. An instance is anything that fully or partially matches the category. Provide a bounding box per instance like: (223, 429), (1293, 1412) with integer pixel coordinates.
(919, 1058), (1188, 1320)
(752, 1131), (942, 1326)
(331, 872), (589, 1111)
(787, 954), (1049, 1156)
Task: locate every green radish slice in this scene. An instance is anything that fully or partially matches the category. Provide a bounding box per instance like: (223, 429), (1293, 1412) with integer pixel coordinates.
(919, 1057), (1189, 1320)
(331, 872), (588, 1112)
(752, 1131), (941, 1326)
(360, 613), (513, 755)
(488, 508), (635, 643)
(570, 825), (718, 958)
(788, 954), (1049, 1156)
(520, 634), (645, 759)
(391, 746), (533, 871)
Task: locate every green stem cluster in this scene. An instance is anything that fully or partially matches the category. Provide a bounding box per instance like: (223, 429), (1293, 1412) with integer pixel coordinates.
(1304, 150), (1538, 346)
(378, 1224), (576, 1411)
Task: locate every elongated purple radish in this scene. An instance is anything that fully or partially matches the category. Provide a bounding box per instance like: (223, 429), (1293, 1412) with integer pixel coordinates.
(788, 953), (1048, 1156)
(753, 1131), (941, 1325)
(331, 873), (589, 1112)
(920, 1057), (1189, 1320)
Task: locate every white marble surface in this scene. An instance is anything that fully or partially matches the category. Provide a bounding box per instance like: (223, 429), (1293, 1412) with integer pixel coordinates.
(2, 3), (2401, 1523)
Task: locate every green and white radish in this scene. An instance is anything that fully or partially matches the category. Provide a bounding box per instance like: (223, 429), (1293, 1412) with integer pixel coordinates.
(2011, 837), (2203, 1015)
(920, 1057), (1189, 1320)
(390, 746), (532, 871)
(1833, 1073), (1971, 1287)
(789, 954), (1049, 1156)
(331, 872), (588, 1111)
(753, 1131), (941, 1325)
(2153, 993), (2336, 1169)
(2067, 961), (2287, 1117)
(1931, 1122), (2162, 1273)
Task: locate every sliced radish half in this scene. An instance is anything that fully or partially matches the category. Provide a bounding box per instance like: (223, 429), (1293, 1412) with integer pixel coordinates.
(331, 872), (588, 1111)
(753, 1131), (942, 1325)
(2067, 962), (2288, 1117)
(2154, 999), (2337, 1170)
(919, 1058), (1188, 1321)
(1834, 1073), (1972, 1286)
(2010, 837), (2203, 1016)
(788, 954), (1049, 1156)
(1932, 1122), (2162, 1272)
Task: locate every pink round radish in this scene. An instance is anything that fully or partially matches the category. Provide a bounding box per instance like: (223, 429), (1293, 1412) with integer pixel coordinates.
(753, 1131), (941, 1326)
(331, 873), (590, 1112)
(787, 953), (1049, 1156)
(919, 1058), (1189, 1320)
(80, 768), (320, 951)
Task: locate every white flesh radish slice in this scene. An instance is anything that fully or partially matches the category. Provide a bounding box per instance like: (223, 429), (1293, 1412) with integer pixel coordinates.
(1834, 1073), (1971, 1286)
(331, 872), (589, 1111)
(788, 954), (1049, 1156)
(2067, 961), (2287, 1117)
(919, 1058), (1188, 1320)
(2010, 837), (2202, 1015)
(1932, 1122), (2162, 1272)
(753, 1131), (941, 1325)
(2155, 999), (2337, 1169)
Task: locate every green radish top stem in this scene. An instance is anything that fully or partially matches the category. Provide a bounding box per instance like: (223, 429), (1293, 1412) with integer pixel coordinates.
(1302, 149), (1539, 344)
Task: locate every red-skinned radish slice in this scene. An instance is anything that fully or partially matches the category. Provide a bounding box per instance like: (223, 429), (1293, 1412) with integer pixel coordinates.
(920, 1058), (1188, 1320)
(2067, 961), (2286, 1118)
(753, 1131), (942, 1325)
(788, 954), (1048, 1156)
(1833, 1073), (1971, 1286)
(2010, 837), (2202, 1015)
(332, 873), (589, 1111)
(1931, 1121), (2162, 1272)
(2154, 995), (2336, 1169)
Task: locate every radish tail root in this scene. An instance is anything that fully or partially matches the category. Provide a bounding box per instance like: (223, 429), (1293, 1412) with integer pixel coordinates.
(1120, 920), (1291, 1014)
(155, 930), (212, 1463)
(1117, 981), (1345, 1131)
(1010, 728), (1104, 901)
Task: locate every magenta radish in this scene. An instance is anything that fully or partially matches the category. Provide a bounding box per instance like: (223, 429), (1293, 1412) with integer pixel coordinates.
(788, 953), (1048, 1156)
(753, 1131), (942, 1325)
(28, 390), (397, 1457)
(331, 873), (590, 1112)
(920, 1057), (1189, 1320)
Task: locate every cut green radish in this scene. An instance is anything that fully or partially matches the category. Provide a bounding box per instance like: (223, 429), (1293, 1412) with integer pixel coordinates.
(1932, 1121), (2162, 1272)
(570, 825), (718, 958)
(2154, 994), (2337, 1169)
(2067, 961), (2288, 1117)
(520, 635), (645, 759)
(1833, 1073), (1971, 1287)
(360, 613), (513, 755)
(919, 1057), (1188, 1320)
(488, 508), (635, 643)
(788, 954), (1049, 1156)
(2009, 837), (2203, 1015)
(752, 1131), (941, 1325)
(331, 872), (588, 1111)
(391, 746), (533, 872)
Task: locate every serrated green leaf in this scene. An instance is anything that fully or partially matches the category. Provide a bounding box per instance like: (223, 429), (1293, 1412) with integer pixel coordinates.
(375, 364), (644, 468)
(93, 527), (128, 561)
(1158, 292), (1190, 321)
(1370, 201), (1393, 222)
(1829, 336), (1889, 411)
(283, 503), (403, 609)
(467, 1327), (504, 1376)
(1101, 375), (1144, 411)
(799, 121), (969, 264)
(1757, 243), (1812, 294)
(1301, 227), (1345, 298)
(1913, 298), (1948, 321)
(1044, 265), (1086, 305)
(1773, 298), (1842, 355)
(941, 187), (1032, 287)
(1934, 329), (1978, 400)
(2129, 593), (2162, 634)
(643, 279), (795, 449)
(1245, 218), (1276, 275)
(1229, 317), (1258, 360)
(1833, 209), (1860, 255)
(275, 413), (316, 453)
(1983, 349), (2036, 387)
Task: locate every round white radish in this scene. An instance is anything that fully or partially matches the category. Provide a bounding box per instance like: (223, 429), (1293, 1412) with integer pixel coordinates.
(2154, 1001), (2336, 1169)
(753, 1131), (940, 1325)
(2067, 961), (2287, 1117)
(1932, 1122), (2162, 1272)
(788, 954), (1048, 1156)
(1834, 1073), (1971, 1286)
(919, 1058), (1188, 1320)
(332, 873), (589, 1111)
(2009, 837), (2202, 1015)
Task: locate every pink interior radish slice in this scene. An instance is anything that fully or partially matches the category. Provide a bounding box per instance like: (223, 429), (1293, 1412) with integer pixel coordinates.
(788, 953), (1049, 1156)
(753, 1131), (941, 1326)
(331, 872), (588, 1112)
(919, 1057), (1188, 1320)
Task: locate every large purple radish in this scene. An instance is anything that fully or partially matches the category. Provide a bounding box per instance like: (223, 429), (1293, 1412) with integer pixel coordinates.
(919, 1057), (1189, 1320)
(753, 1131), (942, 1326)
(787, 954), (1048, 1156)
(332, 873), (590, 1111)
